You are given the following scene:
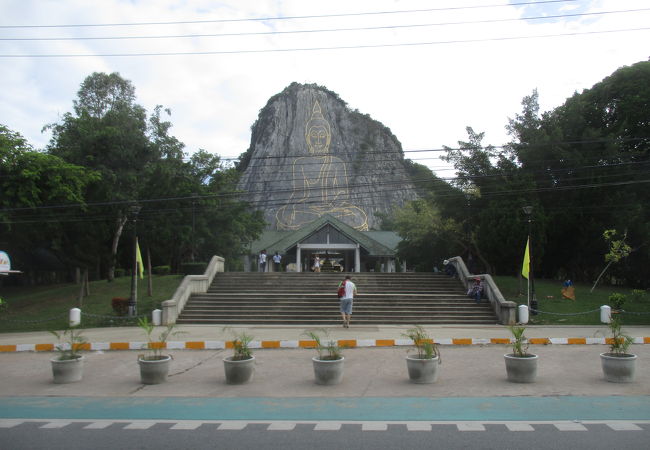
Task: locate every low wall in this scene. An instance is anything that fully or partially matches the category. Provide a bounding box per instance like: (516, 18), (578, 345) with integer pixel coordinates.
(447, 256), (517, 325)
(162, 256), (224, 325)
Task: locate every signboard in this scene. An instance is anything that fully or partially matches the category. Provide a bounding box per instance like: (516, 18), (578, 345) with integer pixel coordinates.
(0, 251), (10, 273)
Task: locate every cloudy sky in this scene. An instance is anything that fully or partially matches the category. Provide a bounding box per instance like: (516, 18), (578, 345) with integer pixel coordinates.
(1, 0), (648, 177)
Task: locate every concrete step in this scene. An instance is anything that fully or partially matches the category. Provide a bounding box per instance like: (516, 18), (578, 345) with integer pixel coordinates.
(177, 272), (498, 325)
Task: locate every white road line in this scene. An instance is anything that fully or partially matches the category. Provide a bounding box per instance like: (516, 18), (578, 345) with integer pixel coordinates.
(40, 421), (72, 429)
(505, 423), (535, 431)
(170, 422), (203, 430)
(457, 423), (486, 431)
(313, 422), (342, 431)
(362, 422), (388, 431)
(606, 422), (643, 431)
(406, 422), (432, 431)
(123, 422), (156, 430)
(267, 422), (296, 431)
(554, 422), (588, 431)
(0, 420), (23, 428)
(217, 421), (248, 430)
(83, 422), (113, 429)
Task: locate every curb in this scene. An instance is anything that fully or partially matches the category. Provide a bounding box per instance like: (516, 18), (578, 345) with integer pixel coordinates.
(1, 337), (649, 353)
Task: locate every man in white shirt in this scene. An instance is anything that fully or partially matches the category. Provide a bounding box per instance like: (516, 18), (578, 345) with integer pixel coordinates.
(272, 252), (282, 272)
(339, 275), (357, 328)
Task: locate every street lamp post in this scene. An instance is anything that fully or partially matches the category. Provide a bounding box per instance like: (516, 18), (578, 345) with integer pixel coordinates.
(522, 206), (537, 315)
(128, 205), (141, 317)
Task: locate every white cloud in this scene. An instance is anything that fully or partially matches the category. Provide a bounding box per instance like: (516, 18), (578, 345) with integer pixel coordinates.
(0, 0), (648, 177)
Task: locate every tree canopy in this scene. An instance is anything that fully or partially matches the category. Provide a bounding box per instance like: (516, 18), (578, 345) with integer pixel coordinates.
(392, 60), (650, 288)
(2, 72), (265, 283)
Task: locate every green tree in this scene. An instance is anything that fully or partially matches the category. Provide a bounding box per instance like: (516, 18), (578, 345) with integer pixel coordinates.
(46, 72), (156, 280)
(0, 124), (98, 276)
(506, 61), (650, 285)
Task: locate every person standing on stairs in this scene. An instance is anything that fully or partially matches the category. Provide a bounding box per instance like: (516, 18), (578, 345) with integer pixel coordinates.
(338, 275), (357, 328)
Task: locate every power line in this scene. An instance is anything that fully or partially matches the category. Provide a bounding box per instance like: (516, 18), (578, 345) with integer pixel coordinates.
(2, 26), (648, 58)
(228, 136), (649, 162)
(6, 8), (646, 42)
(0, 1), (577, 29)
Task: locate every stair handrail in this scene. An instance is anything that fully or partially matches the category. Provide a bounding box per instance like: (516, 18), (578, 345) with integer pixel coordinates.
(161, 255), (225, 325)
(446, 256), (517, 325)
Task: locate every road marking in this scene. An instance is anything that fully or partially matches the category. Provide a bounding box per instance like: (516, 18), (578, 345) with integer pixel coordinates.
(124, 422), (156, 429)
(267, 422), (296, 431)
(217, 421), (248, 430)
(2, 418), (649, 432)
(0, 419), (23, 428)
(40, 421), (71, 429)
(554, 422), (588, 431)
(314, 422), (342, 431)
(406, 422), (432, 431)
(83, 422), (113, 429)
(505, 423), (535, 431)
(171, 421), (203, 430)
(606, 422), (643, 431)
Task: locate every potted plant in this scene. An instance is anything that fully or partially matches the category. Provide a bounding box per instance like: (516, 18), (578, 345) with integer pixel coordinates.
(403, 325), (441, 384)
(600, 314), (636, 383)
(137, 317), (180, 385)
(49, 326), (87, 384)
(504, 325), (538, 383)
(304, 329), (345, 385)
(223, 329), (255, 384)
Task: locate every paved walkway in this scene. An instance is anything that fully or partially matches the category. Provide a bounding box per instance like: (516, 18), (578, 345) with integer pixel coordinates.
(1, 324), (649, 424)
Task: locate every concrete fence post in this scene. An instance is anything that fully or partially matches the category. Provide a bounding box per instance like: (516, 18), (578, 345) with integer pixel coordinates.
(600, 305), (612, 324)
(518, 304), (529, 324)
(69, 307), (81, 327)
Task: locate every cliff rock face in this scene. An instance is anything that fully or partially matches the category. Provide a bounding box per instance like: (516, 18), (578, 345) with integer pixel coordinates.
(237, 83), (418, 231)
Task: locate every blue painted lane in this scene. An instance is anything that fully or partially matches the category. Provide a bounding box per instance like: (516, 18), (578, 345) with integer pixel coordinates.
(0, 396), (649, 421)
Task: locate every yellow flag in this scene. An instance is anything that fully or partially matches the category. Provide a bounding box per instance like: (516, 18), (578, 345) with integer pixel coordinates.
(521, 237), (530, 280)
(136, 240), (144, 280)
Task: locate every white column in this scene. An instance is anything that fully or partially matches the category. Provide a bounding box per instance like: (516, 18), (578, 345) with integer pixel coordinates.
(355, 244), (361, 273)
(296, 245), (302, 273)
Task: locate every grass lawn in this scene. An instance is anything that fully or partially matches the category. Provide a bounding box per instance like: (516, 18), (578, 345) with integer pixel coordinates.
(493, 276), (650, 325)
(0, 274), (183, 333)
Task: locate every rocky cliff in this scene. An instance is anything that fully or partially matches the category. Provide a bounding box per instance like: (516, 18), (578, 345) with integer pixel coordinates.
(237, 83), (419, 231)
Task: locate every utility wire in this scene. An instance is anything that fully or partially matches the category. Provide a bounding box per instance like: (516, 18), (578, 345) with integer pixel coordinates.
(5, 8), (646, 41)
(2, 26), (648, 58)
(0, 1), (577, 29)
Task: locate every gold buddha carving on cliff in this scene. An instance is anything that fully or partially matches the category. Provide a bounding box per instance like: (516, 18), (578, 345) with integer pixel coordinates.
(276, 101), (368, 231)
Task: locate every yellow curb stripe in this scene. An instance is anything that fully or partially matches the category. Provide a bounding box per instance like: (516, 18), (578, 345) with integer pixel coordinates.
(338, 339), (357, 348)
(2, 337), (649, 352)
(35, 343), (54, 351)
(185, 341), (205, 350)
(109, 342), (130, 350)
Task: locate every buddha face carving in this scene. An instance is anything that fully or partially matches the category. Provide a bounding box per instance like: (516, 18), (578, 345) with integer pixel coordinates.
(305, 101), (331, 154)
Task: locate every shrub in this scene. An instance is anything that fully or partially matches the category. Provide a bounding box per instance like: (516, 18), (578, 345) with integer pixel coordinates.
(181, 262), (207, 275)
(152, 265), (171, 275)
(111, 297), (129, 316)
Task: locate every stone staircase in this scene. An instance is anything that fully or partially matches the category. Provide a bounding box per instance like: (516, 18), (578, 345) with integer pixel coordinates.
(176, 272), (498, 325)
